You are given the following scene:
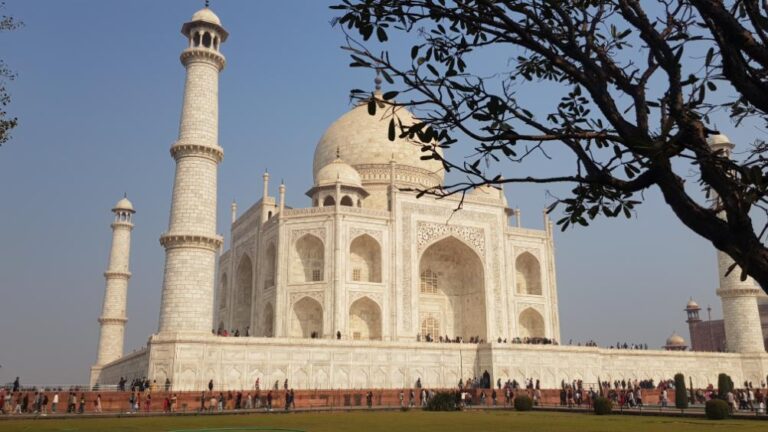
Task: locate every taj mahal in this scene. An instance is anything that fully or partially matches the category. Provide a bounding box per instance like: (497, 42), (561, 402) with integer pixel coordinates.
(89, 5), (768, 391)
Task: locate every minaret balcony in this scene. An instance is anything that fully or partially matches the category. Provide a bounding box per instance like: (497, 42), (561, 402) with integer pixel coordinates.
(180, 48), (225, 70)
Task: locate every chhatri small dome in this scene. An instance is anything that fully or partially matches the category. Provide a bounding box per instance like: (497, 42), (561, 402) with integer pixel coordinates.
(707, 133), (734, 149)
(113, 196), (135, 213)
(686, 298), (700, 310)
(315, 157), (363, 188)
(313, 99), (444, 187)
(191, 7), (222, 26)
(666, 332), (686, 347)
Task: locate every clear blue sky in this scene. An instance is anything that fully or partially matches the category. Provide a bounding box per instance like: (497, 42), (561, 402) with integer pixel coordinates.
(0, 0), (743, 385)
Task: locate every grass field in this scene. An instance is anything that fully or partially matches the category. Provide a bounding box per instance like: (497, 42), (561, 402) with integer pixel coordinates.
(0, 410), (765, 432)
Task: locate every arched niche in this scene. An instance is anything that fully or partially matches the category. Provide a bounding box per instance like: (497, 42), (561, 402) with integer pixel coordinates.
(418, 236), (486, 341)
(349, 234), (382, 283)
(349, 297), (382, 340)
(515, 252), (542, 295)
(263, 303), (274, 337)
(290, 296), (323, 338)
(233, 255), (253, 332)
(291, 234), (324, 283)
(519, 307), (545, 338)
(323, 196), (335, 207)
(218, 273), (228, 312)
(340, 195), (354, 206)
(420, 314), (440, 340)
(264, 243), (276, 288)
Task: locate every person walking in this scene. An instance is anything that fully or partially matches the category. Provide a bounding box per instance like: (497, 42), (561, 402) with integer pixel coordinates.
(95, 394), (102, 413)
(208, 379), (214, 392)
(266, 391), (273, 411)
(2, 388), (10, 414)
(13, 393), (22, 414)
(41, 393), (49, 415)
(78, 393), (86, 414)
(12, 377), (20, 393)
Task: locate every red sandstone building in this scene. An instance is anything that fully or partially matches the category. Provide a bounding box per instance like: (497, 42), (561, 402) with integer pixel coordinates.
(685, 298), (768, 352)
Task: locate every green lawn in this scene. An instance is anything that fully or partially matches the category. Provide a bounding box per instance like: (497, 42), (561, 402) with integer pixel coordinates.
(0, 410), (763, 432)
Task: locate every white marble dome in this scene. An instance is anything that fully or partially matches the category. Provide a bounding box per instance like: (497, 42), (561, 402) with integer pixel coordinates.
(666, 332), (686, 347)
(686, 298), (700, 310)
(313, 100), (444, 185)
(315, 157), (362, 188)
(191, 7), (222, 26)
(707, 133), (733, 148)
(113, 197), (134, 212)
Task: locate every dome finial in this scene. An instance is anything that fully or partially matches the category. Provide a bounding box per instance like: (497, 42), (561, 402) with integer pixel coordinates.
(336, 146), (341, 159)
(205, 0), (210, 8)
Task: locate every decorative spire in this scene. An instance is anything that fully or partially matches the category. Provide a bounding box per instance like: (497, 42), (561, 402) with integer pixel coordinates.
(336, 146), (342, 160)
(205, 0), (210, 8)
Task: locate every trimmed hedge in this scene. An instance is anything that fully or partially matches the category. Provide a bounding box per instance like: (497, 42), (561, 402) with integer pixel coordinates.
(593, 397), (612, 415)
(424, 391), (458, 411)
(717, 373), (734, 399)
(514, 395), (533, 411)
(705, 399), (730, 420)
(674, 373), (688, 409)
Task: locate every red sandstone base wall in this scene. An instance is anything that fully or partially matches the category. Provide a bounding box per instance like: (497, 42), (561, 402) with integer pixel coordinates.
(1, 388), (672, 414)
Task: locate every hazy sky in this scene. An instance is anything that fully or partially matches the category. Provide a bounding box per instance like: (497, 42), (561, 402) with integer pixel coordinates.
(0, 0), (755, 386)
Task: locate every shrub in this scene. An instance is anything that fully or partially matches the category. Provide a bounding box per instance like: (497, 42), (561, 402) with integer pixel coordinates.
(514, 395), (533, 411)
(717, 373), (734, 399)
(674, 373), (688, 409)
(705, 399), (730, 420)
(593, 397), (613, 415)
(424, 391), (458, 411)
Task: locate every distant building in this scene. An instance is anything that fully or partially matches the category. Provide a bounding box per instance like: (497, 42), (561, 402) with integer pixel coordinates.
(685, 297), (768, 352)
(663, 332), (688, 351)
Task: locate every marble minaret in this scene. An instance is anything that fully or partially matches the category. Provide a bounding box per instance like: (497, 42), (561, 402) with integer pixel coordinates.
(90, 196), (135, 384)
(157, 6), (227, 334)
(709, 134), (765, 353)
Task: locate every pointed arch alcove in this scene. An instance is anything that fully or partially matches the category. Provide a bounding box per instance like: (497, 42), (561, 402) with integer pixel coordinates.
(519, 307), (545, 338)
(233, 255), (253, 332)
(218, 273), (228, 318)
(349, 234), (382, 283)
(348, 296), (382, 340)
(516, 252), (542, 295)
(290, 296), (323, 338)
(263, 303), (274, 337)
(291, 234), (324, 283)
(418, 236), (487, 341)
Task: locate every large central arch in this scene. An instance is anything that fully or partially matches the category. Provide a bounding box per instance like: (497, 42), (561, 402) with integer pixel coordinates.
(418, 236), (487, 341)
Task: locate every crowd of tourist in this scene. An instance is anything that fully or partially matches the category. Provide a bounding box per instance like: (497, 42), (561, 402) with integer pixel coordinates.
(6, 371), (768, 416)
(416, 334), (560, 345)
